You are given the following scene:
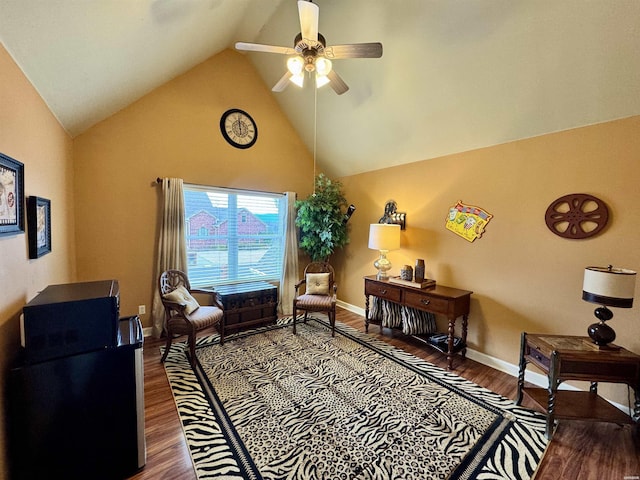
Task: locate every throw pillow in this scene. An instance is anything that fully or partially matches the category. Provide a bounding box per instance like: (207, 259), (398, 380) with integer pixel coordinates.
(401, 306), (436, 335)
(306, 273), (330, 295)
(163, 285), (200, 314)
(369, 296), (383, 321)
(381, 300), (403, 329)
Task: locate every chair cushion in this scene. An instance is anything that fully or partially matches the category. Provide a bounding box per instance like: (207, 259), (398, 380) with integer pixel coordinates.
(306, 273), (330, 295)
(167, 305), (222, 333)
(295, 293), (334, 310)
(163, 285), (200, 314)
(187, 305), (223, 329)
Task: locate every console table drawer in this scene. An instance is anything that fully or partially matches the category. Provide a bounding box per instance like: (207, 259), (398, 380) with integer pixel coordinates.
(404, 291), (449, 315)
(364, 281), (402, 303)
(559, 360), (639, 381)
(525, 346), (550, 370)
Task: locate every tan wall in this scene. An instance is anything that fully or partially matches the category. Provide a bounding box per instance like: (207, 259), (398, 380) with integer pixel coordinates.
(73, 49), (314, 327)
(333, 115), (640, 408)
(0, 44), (75, 479)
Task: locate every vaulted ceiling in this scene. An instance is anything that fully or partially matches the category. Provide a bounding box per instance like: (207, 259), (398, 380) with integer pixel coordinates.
(1, 0), (639, 178)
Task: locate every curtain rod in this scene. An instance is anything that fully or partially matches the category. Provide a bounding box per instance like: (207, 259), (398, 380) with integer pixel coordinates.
(154, 177), (287, 196)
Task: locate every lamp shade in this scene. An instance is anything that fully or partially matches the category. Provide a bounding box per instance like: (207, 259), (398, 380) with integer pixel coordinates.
(582, 266), (636, 308)
(368, 224), (400, 251)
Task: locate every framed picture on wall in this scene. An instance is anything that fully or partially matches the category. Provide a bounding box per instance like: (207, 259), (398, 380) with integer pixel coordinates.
(0, 152), (25, 237)
(27, 196), (51, 259)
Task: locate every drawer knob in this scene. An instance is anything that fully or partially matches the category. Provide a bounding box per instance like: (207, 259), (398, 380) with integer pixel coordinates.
(380, 289), (387, 295)
(421, 299), (431, 305)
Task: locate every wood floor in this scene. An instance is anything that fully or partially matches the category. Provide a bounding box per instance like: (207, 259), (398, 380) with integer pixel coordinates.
(127, 307), (640, 480)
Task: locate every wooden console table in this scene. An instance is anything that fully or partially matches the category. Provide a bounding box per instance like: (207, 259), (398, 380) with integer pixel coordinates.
(516, 332), (640, 439)
(364, 276), (472, 369)
(215, 282), (278, 337)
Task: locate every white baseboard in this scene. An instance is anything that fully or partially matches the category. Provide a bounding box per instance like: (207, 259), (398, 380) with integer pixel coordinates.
(336, 300), (632, 416)
(337, 300), (365, 317)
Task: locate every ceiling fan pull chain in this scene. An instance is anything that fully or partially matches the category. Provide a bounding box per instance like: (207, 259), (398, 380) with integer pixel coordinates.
(313, 84), (317, 195)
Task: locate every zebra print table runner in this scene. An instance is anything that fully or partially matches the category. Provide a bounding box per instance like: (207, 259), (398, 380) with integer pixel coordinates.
(163, 317), (548, 479)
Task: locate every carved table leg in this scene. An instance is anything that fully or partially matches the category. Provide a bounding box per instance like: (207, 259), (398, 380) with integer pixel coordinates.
(546, 351), (560, 440)
(516, 332), (527, 405)
(364, 294), (370, 333)
(447, 317), (455, 370)
(461, 314), (468, 359)
(634, 382), (640, 423)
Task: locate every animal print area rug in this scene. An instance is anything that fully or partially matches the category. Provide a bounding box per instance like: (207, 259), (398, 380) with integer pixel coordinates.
(163, 317), (548, 480)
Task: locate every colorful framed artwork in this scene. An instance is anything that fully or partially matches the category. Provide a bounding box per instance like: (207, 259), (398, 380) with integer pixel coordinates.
(0, 152), (25, 237)
(27, 196), (51, 259)
(445, 200), (493, 242)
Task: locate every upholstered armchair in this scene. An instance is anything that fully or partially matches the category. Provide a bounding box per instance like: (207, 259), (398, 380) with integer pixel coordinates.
(158, 269), (224, 367)
(292, 262), (337, 336)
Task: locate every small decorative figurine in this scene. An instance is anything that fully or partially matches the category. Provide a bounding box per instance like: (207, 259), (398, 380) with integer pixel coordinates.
(400, 265), (413, 281)
(414, 259), (425, 283)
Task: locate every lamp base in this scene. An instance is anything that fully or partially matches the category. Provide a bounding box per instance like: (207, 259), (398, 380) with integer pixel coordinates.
(374, 250), (392, 280)
(587, 320), (616, 347)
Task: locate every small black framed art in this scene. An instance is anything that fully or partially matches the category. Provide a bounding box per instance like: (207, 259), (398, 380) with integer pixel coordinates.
(27, 196), (51, 259)
(0, 152), (25, 237)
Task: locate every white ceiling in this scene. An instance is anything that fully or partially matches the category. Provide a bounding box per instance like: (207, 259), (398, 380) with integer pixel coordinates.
(1, 0), (639, 178)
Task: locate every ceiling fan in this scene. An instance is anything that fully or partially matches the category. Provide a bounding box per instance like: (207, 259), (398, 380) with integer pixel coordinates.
(235, 0), (383, 95)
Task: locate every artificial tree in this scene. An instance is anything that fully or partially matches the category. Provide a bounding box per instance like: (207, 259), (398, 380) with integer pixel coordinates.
(295, 173), (350, 262)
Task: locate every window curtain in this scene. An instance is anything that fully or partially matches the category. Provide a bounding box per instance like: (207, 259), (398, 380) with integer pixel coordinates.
(278, 192), (299, 315)
(151, 177), (187, 338)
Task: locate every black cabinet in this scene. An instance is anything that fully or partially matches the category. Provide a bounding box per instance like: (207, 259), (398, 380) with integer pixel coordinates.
(7, 317), (145, 479)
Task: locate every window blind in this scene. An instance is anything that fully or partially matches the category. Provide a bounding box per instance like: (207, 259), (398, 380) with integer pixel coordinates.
(183, 184), (285, 288)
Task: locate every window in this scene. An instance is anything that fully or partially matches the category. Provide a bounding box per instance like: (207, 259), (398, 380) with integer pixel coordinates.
(184, 184), (285, 288)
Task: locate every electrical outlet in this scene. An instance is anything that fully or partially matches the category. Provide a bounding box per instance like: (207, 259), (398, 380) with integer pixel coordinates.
(138, 305), (146, 315)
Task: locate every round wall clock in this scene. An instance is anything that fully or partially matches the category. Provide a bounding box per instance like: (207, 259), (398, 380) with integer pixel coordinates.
(220, 108), (258, 149)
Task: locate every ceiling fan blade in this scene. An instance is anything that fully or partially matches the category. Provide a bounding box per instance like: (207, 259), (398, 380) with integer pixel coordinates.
(235, 42), (295, 55)
(327, 70), (349, 95)
(298, 1), (319, 42)
(272, 71), (292, 92)
(324, 42), (383, 59)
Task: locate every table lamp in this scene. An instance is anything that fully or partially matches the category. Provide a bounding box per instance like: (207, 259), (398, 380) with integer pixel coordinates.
(368, 223), (401, 280)
(582, 265), (636, 347)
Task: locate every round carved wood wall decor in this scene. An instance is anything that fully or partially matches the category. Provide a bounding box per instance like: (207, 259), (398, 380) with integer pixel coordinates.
(544, 193), (609, 239)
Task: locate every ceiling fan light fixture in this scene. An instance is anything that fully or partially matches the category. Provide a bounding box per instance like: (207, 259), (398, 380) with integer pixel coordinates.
(287, 56), (304, 75)
(289, 72), (305, 88)
(303, 54), (316, 72)
(315, 57), (332, 76)
(235, 0), (382, 95)
(316, 73), (330, 88)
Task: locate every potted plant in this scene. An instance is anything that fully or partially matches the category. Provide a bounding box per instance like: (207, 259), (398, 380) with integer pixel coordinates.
(295, 174), (351, 262)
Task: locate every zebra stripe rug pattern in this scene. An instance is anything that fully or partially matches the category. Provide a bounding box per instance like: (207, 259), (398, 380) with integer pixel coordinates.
(163, 317), (548, 479)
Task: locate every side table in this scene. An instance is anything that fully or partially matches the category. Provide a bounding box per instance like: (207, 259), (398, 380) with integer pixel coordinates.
(516, 332), (640, 439)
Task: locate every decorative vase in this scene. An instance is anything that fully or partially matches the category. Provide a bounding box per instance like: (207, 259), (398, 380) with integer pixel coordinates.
(414, 259), (425, 283)
(400, 265), (413, 281)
